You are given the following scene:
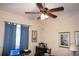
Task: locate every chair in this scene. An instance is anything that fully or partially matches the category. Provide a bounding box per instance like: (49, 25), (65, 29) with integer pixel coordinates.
(10, 49), (20, 56)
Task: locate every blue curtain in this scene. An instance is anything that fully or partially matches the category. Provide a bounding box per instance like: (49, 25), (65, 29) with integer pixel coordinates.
(2, 22), (16, 56)
(20, 25), (29, 50)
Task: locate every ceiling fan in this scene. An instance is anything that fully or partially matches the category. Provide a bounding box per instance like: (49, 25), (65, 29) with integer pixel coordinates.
(25, 3), (64, 20)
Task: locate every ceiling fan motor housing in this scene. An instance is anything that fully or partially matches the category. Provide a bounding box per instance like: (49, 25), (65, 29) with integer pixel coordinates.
(40, 8), (48, 14)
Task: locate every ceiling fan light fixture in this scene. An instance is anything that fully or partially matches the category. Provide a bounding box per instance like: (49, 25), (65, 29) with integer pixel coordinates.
(41, 14), (45, 20)
(41, 13), (48, 20)
(45, 14), (48, 19)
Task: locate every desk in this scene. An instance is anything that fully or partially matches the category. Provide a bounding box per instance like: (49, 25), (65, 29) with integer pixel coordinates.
(35, 46), (48, 56)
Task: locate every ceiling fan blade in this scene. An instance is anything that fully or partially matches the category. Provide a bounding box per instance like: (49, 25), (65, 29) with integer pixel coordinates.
(36, 3), (44, 10)
(47, 13), (57, 18)
(48, 7), (64, 12)
(25, 12), (41, 14)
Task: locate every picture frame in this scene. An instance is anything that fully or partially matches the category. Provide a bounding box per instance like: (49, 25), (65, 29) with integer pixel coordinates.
(74, 31), (79, 48)
(32, 30), (37, 42)
(59, 32), (70, 48)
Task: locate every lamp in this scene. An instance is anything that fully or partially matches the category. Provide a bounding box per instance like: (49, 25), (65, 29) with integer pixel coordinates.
(69, 43), (78, 56)
(41, 14), (48, 20)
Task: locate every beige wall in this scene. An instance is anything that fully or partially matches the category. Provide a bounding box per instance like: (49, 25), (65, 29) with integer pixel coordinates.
(0, 10), (79, 56)
(0, 10), (42, 56)
(41, 11), (79, 56)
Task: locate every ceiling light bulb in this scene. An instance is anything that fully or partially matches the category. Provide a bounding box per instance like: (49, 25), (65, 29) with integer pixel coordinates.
(45, 15), (48, 19)
(41, 14), (45, 20)
(41, 14), (48, 20)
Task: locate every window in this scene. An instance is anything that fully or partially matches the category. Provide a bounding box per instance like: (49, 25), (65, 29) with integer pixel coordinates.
(3, 22), (29, 56)
(15, 24), (21, 49)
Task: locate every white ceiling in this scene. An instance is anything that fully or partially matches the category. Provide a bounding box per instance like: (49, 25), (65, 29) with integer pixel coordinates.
(0, 3), (79, 19)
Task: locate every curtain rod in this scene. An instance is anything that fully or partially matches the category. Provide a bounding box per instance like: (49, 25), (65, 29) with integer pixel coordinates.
(3, 21), (32, 27)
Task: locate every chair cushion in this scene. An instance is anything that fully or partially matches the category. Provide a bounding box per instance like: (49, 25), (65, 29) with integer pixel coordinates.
(10, 49), (20, 56)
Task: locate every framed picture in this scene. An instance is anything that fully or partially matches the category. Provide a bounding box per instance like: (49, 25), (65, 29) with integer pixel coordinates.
(74, 31), (79, 48)
(59, 32), (70, 48)
(32, 30), (37, 42)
